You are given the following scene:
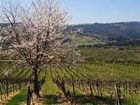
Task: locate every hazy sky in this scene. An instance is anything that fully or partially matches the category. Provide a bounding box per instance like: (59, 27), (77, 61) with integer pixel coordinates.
(1, 0), (140, 24)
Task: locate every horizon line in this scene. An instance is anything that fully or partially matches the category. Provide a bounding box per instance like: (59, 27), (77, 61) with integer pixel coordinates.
(68, 21), (140, 25)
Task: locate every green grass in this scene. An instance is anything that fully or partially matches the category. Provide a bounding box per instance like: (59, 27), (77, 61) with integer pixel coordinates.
(7, 89), (27, 105)
(42, 69), (61, 105)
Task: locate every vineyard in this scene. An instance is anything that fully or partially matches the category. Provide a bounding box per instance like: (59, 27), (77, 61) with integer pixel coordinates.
(50, 62), (140, 105)
(1, 53), (140, 105)
(0, 62), (45, 105)
(0, 47), (140, 105)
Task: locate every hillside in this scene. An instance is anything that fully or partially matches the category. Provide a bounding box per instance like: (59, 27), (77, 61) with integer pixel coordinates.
(66, 22), (140, 43)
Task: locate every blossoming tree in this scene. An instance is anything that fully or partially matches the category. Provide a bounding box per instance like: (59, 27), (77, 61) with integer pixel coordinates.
(0, 0), (81, 96)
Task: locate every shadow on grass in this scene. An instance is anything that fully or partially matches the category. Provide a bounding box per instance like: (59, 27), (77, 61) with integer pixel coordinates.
(43, 94), (115, 105)
(43, 94), (135, 105)
(43, 94), (58, 105)
(75, 95), (115, 105)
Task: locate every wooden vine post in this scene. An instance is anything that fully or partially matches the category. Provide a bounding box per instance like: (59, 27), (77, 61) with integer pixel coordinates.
(116, 80), (122, 105)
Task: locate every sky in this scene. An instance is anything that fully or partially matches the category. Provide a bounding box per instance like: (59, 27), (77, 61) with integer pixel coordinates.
(1, 0), (140, 24)
(59, 0), (140, 24)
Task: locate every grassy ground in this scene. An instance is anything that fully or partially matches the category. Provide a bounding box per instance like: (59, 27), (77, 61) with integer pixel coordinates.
(7, 89), (27, 105)
(41, 69), (62, 105)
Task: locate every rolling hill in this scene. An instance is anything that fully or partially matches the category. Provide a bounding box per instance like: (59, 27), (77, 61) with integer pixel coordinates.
(66, 22), (140, 43)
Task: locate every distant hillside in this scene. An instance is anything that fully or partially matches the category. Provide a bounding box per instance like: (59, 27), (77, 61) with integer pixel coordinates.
(1, 22), (140, 48)
(66, 22), (140, 42)
(67, 33), (105, 47)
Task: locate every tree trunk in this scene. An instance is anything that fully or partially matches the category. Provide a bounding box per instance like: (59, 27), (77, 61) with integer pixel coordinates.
(33, 65), (40, 97)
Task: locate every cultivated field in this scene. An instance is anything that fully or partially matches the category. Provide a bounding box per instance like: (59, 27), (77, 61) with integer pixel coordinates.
(0, 46), (140, 105)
